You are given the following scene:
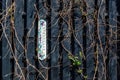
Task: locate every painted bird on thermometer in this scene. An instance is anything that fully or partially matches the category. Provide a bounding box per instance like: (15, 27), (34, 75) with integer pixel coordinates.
(38, 19), (47, 60)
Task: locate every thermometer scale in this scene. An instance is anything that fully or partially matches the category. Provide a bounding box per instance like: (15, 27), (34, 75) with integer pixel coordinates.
(38, 19), (47, 60)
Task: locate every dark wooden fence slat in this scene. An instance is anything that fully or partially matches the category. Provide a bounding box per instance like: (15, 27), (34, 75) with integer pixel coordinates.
(62, 38), (71, 80)
(26, 0), (36, 79)
(74, 4), (83, 80)
(50, 0), (60, 80)
(39, 0), (47, 19)
(2, 0), (12, 80)
(61, 1), (71, 80)
(38, 0), (48, 80)
(2, 37), (11, 80)
(109, 0), (117, 80)
(14, 0), (24, 79)
(97, 0), (107, 80)
(50, 38), (60, 80)
(62, 19), (71, 80)
(51, 0), (60, 37)
(85, 0), (95, 79)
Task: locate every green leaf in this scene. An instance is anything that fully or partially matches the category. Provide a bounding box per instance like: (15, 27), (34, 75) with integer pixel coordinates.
(68, 55), (75, 62)
(75, 56), (79, 59)
(79, 51), (83, 58)
(77, 69), (83, 74)
(76, 61), (81, 66)
(84, 75), (88, 79)
(73, 60), (81, 66)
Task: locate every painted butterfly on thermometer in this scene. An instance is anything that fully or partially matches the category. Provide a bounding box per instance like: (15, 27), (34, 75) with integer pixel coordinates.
(38, 19), (47, 60)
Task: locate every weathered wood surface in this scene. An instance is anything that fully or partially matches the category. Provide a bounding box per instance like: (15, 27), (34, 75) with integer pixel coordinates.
(0, 0), (118, 80)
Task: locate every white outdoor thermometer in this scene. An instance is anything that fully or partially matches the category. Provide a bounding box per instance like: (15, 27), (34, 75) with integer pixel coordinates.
(38, 19), (47, 60)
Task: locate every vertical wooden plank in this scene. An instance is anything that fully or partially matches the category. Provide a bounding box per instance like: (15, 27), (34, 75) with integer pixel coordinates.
(61, 0), (71, 80)
(109, 0), (117, 80)
(51, 0), (60, 37)
(26, 0), (36, 79)
(14, 0), (24, 79)
(62, 38), (71, 80)
(2, 34), (11, 80)
(85, 0), (95, 79)
(50, 37), (60, 80)
(61, 1), (71, 78)
(97, 0), (106, 80)
(73, 2), (83, 80)
(50, 0), (60, 80)
(37, 0), (48, 80)
(26, 38), (35, 80)
(2, 0), (12, 80)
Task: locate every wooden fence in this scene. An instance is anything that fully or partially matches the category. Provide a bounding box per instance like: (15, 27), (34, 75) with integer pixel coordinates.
(0, 0), (119, 80)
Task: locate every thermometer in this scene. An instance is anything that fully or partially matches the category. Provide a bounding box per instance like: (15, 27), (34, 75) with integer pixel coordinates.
(38, 19), (47, 60)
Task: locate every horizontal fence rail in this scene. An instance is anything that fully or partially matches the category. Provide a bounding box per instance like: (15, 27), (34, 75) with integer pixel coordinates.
(0, 0), (119, 80)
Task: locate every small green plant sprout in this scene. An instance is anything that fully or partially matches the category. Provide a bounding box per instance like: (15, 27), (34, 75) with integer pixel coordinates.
(68, 51), (87, 79)
(68, 53), (81, 66)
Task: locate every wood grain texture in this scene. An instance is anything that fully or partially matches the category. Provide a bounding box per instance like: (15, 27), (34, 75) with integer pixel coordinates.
(26, 0), (36, 79)
(2, 0), (12, 80)
(0, 0), (119, 80)
(109, 0), (117, 80)
(14, 0), (24, 79)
